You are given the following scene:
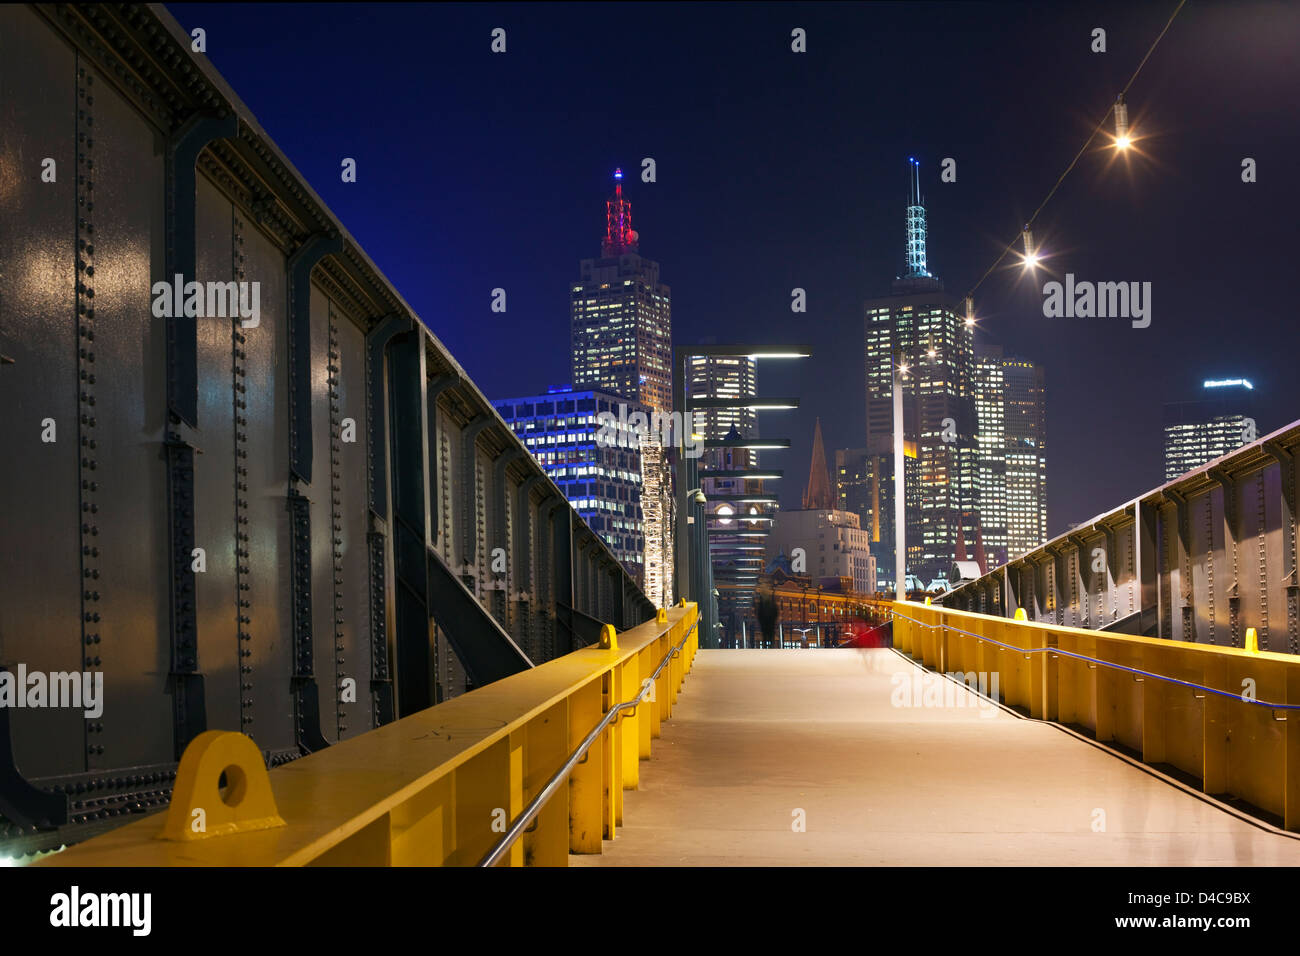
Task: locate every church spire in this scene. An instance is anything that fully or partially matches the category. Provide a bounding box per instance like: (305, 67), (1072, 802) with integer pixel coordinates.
(802, 417), (834, 510)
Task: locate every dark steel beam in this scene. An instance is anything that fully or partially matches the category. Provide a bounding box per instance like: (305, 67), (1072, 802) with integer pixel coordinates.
(365, 315), (412, 518)
(460, 413), (493, 582)
(387, 330), (434, 715)
(549, 501), (576, 653)
(287, 233), (343, 483)
(426, 546), (533, 686)
(0, 678), (68, 828)
(288, 486), (328, 753)
(285, 233), (343, 752)
(426, 372), (459, 547)
(163, 112), (235, 760)
(166, 111), (236, 427)
(363, 315), (410, 726)
(555, 601), (611, 650)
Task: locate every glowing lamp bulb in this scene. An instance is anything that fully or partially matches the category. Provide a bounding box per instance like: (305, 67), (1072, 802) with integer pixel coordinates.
(613, 168), (623, 179)
(1021, 226), (1037, 268)
(1113, 94), (1130, 150)
(964, 317), (976, 327)
(927, 348), (936, 358)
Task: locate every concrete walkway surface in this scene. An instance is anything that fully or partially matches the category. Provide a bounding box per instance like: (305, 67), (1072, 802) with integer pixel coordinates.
(572, 648), (1300, 866)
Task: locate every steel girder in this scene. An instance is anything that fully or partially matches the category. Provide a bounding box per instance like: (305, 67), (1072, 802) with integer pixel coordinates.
(943, 420), (1300, 653)
(0, 3), (654, 857)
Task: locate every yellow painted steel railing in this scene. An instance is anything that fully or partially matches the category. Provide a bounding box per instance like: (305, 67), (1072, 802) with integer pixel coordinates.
(41, 603), (699, 866)
(889, 600), (1300, 830)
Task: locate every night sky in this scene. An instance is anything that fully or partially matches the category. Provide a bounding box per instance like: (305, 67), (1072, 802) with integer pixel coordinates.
(167, 1), (1300, 536)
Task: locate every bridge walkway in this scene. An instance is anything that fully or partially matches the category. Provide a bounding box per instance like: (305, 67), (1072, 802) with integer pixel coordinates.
(573, 648), (1300, 866)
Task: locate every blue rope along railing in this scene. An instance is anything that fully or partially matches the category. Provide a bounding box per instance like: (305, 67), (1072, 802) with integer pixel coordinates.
(890, 608), (1300, 712)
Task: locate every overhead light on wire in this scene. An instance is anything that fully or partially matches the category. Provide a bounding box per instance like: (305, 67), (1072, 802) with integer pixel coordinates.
(1021, 226), (1040, 269)
(1113, 93), (1131, 150)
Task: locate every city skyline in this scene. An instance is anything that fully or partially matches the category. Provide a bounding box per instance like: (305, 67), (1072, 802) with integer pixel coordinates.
(495, 162), (1053, 594)
(167, 1), (1300, 539)
(5, 0), (1300, 889)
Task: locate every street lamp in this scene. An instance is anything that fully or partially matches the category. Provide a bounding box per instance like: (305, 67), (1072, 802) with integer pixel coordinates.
(892, 349), (908, 599)
(1022, 226), (1040, 269)
(1113, 93), (1131, 150)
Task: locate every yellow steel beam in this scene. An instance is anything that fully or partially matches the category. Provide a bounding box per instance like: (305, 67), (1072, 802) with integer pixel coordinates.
(887, 600), (1300, 830)
(42, 604), (698, 867)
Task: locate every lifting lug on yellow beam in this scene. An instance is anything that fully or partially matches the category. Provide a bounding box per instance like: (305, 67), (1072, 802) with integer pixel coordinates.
(158, 731), (286, 842)
(1245, 627), (1259, 654)
(600, 624), (618, 650)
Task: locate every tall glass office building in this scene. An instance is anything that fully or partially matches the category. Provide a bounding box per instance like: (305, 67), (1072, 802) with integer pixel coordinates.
(493, 385), (647, 582)
(974, 345), (1009, 567)
(864, 160), (981, 587)
(568, 170), (675, 604)
(689, 354), (773, 642)
(1163, 379), (1258, 482)
(1001, 355), (1047, 558)
(570, 170), (672, 416)
(973, 345), (1048, 564)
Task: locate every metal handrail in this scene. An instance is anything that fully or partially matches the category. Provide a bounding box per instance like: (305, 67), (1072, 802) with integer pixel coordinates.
(478, 620), (699, 867)
(890, 607), (1300, 711)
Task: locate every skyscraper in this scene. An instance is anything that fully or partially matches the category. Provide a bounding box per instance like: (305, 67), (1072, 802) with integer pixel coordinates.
(690, 353), (773, 643)
(864, 159), (980, 587)
(974, 344), (1008, 568)
(570, 170), (675, 606)
(834, 447), (888, 590)
(976, 344), (1047, 563)
(833, 448), (871, 525)
(570, 169), (672, 414)
(493, 385), (646, 581)
(1001, 355), (1047, 558)
(1163, 379), (1257, 482)
(689, 354), (758, 464)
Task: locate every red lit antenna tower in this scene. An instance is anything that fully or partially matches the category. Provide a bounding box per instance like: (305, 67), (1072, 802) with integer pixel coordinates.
(602, 168), (639, 257)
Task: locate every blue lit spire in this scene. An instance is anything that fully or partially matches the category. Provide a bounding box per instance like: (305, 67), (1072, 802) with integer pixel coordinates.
(904, 157), (931, 279)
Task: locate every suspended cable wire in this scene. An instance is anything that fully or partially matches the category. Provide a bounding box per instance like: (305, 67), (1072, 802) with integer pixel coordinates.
(964, 0), (1187, 302)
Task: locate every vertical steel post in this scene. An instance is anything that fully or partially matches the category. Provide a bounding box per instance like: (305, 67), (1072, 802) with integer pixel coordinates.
(551, 503), (575, 653)
(388, 330), (433, 715)
(674, 352), (690, 609)
(163, 112), (236, 758)
(286, 234), (342, 753)
(893, 352), (907, 598)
